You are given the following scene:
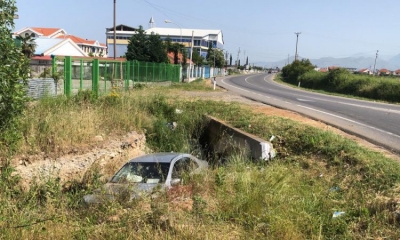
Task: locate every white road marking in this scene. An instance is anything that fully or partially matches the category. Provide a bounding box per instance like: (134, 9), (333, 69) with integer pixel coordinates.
(297, 105), (400, 139)
(262, 76), (400, 115)
(220, 75), (400, 139)
(297, 98), (315, 102)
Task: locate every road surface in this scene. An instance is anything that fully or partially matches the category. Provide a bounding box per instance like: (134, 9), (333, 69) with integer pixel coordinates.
(217, 73), (400, 154)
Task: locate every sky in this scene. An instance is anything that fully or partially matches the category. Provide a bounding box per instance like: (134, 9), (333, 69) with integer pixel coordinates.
(13, 0), (400, 64)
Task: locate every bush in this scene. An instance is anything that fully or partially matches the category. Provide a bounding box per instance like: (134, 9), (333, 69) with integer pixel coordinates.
(281, 59), (315, 84)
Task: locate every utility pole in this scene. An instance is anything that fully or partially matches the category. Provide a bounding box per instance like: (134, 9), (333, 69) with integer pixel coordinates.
(236, 47), (241, 67)
(189, 30), (194, 80)
(113, 0), (116, 59)
(373, 50), (379, 75)
(294, 32), (301, 61)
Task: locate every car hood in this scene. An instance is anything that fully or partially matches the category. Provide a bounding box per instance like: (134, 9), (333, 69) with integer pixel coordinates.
(83, 182), (164, 204)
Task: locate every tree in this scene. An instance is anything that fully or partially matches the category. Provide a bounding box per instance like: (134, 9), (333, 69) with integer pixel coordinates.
(181, 48), (187, 68)
(206, 48), (225, 68)
(164, 37), (182, 65)
(148, 32), (169, 63)
(281, 59), (315, 84)
(0, 0), (30, 158)
(170, 43), (180, 65)
(15, 34), (37, 58)
(126, 26), (149, 62)
(125, 25), (168, 63)
(191, 50), (204, 66)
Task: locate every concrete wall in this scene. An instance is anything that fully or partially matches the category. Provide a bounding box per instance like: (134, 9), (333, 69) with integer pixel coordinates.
(202, 116), (276, 161)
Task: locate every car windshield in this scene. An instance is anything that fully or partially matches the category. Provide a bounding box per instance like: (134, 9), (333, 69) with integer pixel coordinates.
(109, 162), (170, 184)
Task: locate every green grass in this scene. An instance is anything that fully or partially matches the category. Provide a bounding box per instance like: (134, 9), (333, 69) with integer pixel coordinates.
(277, 71), (400, 104)
(0, 79), (400, 239)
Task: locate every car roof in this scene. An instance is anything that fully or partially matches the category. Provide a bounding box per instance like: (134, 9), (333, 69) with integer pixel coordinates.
(127, 152), (187, 163)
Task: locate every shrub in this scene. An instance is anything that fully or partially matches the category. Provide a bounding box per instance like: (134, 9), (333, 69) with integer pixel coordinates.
(281, 59), (315, 84)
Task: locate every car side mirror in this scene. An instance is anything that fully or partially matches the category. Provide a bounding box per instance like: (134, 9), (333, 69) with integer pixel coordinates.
(171, 178), (181, 186)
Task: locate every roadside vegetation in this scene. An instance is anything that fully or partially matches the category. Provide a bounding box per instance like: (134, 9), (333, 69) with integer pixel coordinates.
(0, 79), (400, 239)
(280, 59), (400, 103)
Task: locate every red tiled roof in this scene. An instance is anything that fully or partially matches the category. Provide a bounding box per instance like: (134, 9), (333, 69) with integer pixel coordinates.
(56, 34), (106, 48)
(31, 56), (52, 61)
(328, 66), (338, 70)
(31, 27), (62, 36)
(378, 68), (390, 73)
(167, 52), (193, 64)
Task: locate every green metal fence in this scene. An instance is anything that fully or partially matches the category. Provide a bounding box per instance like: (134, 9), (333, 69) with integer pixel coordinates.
(52, 56), (181, 96)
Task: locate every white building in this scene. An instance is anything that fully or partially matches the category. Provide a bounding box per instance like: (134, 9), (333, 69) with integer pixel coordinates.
(105, 23), (224, 59)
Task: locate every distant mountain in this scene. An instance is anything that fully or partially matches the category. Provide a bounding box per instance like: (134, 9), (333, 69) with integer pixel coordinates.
(256, 55), (400, 71)
(389, 54), (400, 68)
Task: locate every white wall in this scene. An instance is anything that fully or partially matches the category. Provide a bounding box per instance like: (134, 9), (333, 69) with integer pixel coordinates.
(48, 41), (87, 57)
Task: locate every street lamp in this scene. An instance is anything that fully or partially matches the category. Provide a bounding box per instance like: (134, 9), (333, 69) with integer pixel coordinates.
(164, 20), (182, 44)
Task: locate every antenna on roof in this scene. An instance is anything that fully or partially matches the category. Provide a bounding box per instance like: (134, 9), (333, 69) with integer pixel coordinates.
(149, 16), (155, 28)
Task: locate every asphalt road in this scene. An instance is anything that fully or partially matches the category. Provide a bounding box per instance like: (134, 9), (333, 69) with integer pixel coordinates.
(217, 73), (400, 154)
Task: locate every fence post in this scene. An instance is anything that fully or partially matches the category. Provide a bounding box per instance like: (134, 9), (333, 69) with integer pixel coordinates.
(146, 62), (148, 82)
(104, 61), (108, 93)
(153, 62), (155, 82)
(64, 56), (72, 97)
(51, 55), (56, 76)
(92, 58), (99, 96)
(132, 60), (135, 85)
(125, 61), (130, 91)
(80, 59), (83, 90)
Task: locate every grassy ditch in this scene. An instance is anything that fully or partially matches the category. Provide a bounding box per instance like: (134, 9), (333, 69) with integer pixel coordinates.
(0, 80), (400, 239)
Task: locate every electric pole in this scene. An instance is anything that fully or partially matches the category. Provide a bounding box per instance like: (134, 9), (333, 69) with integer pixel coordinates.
(373, 50), (379, 75)
(113, 0), (116, 59)
(243, 50), (246, 68)
(236, 47), (241, 67)
(294, 32), (301, 61)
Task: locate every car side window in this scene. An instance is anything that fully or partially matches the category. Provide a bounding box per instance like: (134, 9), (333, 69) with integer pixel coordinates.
(171, 157), (199, 179)
(171, 159), (184, 179)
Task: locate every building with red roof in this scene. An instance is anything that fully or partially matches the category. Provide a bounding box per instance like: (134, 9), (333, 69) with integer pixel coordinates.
(14, 27), (107, 58)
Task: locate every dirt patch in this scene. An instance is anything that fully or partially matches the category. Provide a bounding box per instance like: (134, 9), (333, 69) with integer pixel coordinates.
(13, 131), (147, 190)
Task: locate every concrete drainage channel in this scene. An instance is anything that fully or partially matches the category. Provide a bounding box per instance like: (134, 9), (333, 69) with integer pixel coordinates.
(199, 115), (276, 164)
